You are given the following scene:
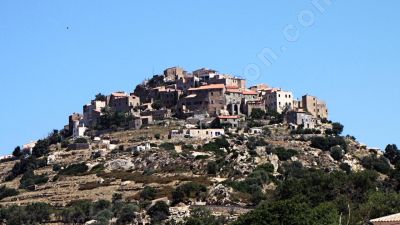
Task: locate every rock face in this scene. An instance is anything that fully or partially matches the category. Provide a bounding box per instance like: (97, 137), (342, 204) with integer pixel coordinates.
(207, 184), (233, 205)
(105, 159), (135, 171)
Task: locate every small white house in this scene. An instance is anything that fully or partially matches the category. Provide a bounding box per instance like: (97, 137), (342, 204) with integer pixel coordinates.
(72, 121), (87, 137)
(188, 129), (225, 139)
(249, 127), (263, 135)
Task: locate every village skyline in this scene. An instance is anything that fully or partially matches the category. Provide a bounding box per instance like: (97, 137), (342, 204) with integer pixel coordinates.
(1, 1), (399, 154)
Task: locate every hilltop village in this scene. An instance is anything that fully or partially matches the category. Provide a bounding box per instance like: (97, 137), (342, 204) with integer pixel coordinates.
(2, 66), (399, 225)
(67, 67), (329, 140)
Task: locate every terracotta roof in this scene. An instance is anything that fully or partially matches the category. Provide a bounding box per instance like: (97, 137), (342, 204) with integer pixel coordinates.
(226, 85), (239, 89)
(226, 89), (242, 93)
(218, 115), (241, 119)
(111, 92), (128, 97)
(371, 213), (400, 222)
(188, 84), (225, 91)
(242, 90), (258, 95)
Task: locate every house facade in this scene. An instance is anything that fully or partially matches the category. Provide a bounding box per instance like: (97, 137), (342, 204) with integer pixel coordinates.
(302, 95), (329, 119)
(265, 89), (294, 113)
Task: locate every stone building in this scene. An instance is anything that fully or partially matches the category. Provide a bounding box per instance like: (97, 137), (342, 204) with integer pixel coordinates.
(83, 100), (106, 127)
(207, 74), (247, 90)
(193, 68), (218, 82)
(244, 99), (266, 116)
(164, 67), (187, 82)
(302, 95), (329, 119)
(217, 115), (243, 128)
(109, 92), (140, 114)
(157, 88), (182, 109)
(69, 113), (83, 135)
(178, 84), (226, 116)
(264, 89), (294, 113)
(286, 110), (316, 129)
(225, 88), (244, 115)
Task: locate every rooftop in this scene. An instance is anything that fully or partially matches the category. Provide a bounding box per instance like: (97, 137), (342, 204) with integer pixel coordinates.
(188, 84), (225, 91)
(371, 213), (400, 223)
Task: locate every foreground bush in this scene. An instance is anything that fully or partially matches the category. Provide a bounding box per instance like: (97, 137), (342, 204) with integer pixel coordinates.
(0, 186), (18, 200)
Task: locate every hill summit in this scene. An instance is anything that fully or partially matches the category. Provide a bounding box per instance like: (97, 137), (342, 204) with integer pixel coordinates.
(0, 66), (398, 225)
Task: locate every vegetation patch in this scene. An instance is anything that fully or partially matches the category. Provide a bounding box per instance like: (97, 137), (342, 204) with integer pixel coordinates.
(58, 163), (89, 176)
(0, 186), (19, 201)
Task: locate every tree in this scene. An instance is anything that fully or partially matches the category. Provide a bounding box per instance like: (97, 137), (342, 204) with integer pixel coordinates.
(116, 204), (138, 225)
(331, 122), (344, 135)
(384, 144), (399, 164)
(275, 148), (298, 161)
(330, 146), (344, 161)
(361, 155), (391, 175)
(207, 161), (218, 175)
(25, 203), (52, 224)
(250, 109), (265, 120)
(95, 93), (107, 101)
(12, 146), (22, 158)
(148, 201), (170, 224)
(32, 139), (50, 158)
(140, 186), (157, 201)
(0, 186), (19, 200)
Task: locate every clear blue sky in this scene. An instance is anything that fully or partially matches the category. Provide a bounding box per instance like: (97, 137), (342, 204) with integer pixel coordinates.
(0, 1), (399, 155)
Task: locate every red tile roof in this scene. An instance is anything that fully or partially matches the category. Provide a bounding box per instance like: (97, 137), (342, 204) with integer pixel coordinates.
(226, 89), (242, 93)
(242, 90), (258, 95)
(188, 84), (225, 91)
(111, 92), (128, 97)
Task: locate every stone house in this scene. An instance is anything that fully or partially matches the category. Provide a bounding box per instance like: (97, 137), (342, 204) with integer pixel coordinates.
(69, 113), (83, 135)
(164, 66), (187, 82)
(302, 95), (329, 119)
(217, 115), (243, 128)
(243, 99), (266, 116)
(157, 88), (182, 109)
(207, 74), (247, 90)
(140, 109), (171, 121)
(225, 88), (244, 115)
(178, 84), (226, 116)
(193, 68), (218, 82)
(264, 89), (294, 113)
(83, 100), (106, 127)
(176, 75), (200, 93)
(109, 92), (140, 114)
(286, 110), (316, 129)
(250, 83), (270, 92)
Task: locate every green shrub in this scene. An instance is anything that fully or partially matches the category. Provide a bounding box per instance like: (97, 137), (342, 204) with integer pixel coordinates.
(361, 155), (391, 175)
(172, 182), (207, 205)
(19, 170), (49, 190)
(140, 186), (157, 201)
(275, 148), (298, 161)
(246, 137), (267, 150)
(116, 204), (139, 225)
(160, 142), (175, 151)
(74, 137), (88, 144)
(6, 156), (47, 181)
(0, 186), (18, 200)
(330, 146), (344, 161)
(148, 201), (170, 223)
(207, 161), (218, 175)
(250, 109), (265, 119)
(58, 163), (89, 176)
(311, 136), (347, 152)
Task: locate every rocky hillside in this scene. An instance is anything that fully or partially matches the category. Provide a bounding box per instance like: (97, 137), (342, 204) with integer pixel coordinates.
(1, 116), (399, 225)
